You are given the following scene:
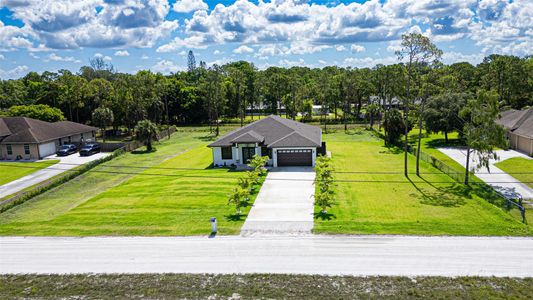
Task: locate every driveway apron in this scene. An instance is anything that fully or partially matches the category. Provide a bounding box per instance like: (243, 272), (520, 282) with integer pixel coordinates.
(241, 167), (315, 235)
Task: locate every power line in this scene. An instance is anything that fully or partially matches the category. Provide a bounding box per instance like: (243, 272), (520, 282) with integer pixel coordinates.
(1, 162), (532, 175)
(0, 163), (531, 184)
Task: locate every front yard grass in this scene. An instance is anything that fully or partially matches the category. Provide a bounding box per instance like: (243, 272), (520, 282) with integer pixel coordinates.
(0, 128), (258, 236)
(495, 157), (533, 189)
(0, 160), (59, 186)
(314, 129), (531, 236)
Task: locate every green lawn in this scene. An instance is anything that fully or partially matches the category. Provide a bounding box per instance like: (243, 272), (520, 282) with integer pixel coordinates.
(314, 129), (531, 236)
(495, 157), (533, 189)
(0, 160), (59, 186)
(0, 129), (259, 236)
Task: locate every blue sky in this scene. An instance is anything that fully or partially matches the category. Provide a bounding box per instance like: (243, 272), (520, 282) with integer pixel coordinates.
(0, 0), (531, 79)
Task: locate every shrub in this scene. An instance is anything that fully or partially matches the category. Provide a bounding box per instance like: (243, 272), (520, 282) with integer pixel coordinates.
(314, 155), (336, 214)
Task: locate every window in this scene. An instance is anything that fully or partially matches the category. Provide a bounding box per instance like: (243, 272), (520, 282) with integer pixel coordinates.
(261, 147), (272, 159)
(68, 136), (72, 143)
(24, 144), (30, 155)
(221, 147), (232, 160)
(6, 144), (12, 155)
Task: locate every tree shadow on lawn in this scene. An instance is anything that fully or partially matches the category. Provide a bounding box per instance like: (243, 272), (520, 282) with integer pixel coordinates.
(379, 145), (403, 155)
(425, 138), (465, 150)
(225, 213), (248, 222)
(409, 178), (468, 208)
(314, 212), (337, 221)
(131, 148), (157, 155)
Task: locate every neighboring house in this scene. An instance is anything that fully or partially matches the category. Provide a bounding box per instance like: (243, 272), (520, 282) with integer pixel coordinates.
(0, 117), (97, 160)
(208, 115), (325, 167)
(497, 108), (533, 156)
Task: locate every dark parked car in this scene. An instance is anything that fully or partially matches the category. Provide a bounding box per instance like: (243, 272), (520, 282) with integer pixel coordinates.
(79, 143), (101, 156)
(56, 144), (77, 156)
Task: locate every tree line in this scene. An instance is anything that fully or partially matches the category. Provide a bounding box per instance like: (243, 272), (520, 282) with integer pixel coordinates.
(0, 51), (530, 133)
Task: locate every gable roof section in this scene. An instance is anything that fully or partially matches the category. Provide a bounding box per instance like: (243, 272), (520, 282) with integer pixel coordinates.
(231, 130), (264, 143)
(498, 108), (533, 138)
(0, 119), (12, 137)
(209, 115), (321, 148)
(268, 131), (320, 148)
(0, 117), (97, 144)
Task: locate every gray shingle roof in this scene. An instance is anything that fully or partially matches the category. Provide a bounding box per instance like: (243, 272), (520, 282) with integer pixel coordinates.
(208, 115), (321, 148)
(0, 117), (97, 144)
(497, 108), (533, 138)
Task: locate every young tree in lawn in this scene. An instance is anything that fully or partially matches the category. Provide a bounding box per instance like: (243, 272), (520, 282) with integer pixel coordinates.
(92, 107), (114, 142)
(135, 119), (158, 152)
(396, 33), (442, 177)
(383, 108), (406, 146)
(227, 186), (249, 216)
(459, 90), (508, 185)
(314, 155), (336, 214)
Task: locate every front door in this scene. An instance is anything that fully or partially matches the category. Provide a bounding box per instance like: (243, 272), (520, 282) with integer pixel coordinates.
(242, 147), (255, 163)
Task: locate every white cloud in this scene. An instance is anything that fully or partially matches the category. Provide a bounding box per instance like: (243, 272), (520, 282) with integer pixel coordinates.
(0, 65), (29, 79)
(94, 53), (112, 61)
(343, 56), (397, 68)
(46, 53), (80, 63)
(318, 59), (327, 64)
(114, 50), (130, 57)
(233, 45), (254, 54)
(213, 49), (221, 55)
(156, 35), (207, 52)
(151, 59), (183, 73)
(335, 45), (347, 52)
(29, 52), (40, 59)
(350, 44), (365, 53)
(0, 54), (4, 60)
(173, 0), (208, 13)
(2, 0), (179, 50)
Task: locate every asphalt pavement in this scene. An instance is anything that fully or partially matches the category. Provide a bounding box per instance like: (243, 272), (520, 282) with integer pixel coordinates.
(1, 235), (532, 277)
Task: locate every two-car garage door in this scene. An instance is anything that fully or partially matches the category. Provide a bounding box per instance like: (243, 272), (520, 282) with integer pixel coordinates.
(276, 149), (312, 166)
(38, 142), (56, 158)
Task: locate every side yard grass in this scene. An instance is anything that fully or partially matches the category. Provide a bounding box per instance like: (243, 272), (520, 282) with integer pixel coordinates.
(313, 129), (531, 236)
(0, 127), (259, 236)
(0, 160), (59, 186)
(495, 157), (533, 189)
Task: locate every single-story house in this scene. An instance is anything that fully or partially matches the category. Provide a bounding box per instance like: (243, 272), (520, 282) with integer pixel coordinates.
(208, 115), (325, 167)
(0, 117), (97, 160)
(497, 108), (533, 156)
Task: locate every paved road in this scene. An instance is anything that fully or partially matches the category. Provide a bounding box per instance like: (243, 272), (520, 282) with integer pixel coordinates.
(1, 235), (532, 277)
(438, 148), (533, 200)
(241, 167), (315, 235)
(0, 153), (110, 199)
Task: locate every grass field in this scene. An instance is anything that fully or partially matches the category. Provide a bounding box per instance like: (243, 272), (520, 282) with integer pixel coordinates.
(2, 274), (532, 299)
(314, 129), (531, 236)
(495, 157), (533, 189)
(0, 129), (260, 236)
(0, 160), (59, 186)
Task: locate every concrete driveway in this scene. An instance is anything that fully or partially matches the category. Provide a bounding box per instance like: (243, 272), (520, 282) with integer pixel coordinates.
(1, 235), (532, 277)
(0, 152), (110, 199)
(241, 167), (315, 235)
(438, 148), (533, 200)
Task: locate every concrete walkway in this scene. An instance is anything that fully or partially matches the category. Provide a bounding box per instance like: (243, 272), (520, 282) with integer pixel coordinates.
(0, 153), (109, 199)
(438, 148), (533, 200)
(1, 235), (532, 277)
(241, 167), (315, 235)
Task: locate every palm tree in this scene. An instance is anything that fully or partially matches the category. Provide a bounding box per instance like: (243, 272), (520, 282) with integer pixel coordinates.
(135, 119), (158, 151)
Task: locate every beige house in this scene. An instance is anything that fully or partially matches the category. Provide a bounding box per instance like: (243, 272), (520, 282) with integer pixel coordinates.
(0, 117), (97, 160)
(497, 108), (533, 156)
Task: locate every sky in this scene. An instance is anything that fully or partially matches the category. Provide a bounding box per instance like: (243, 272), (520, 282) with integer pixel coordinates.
(0, 0), (531, 79)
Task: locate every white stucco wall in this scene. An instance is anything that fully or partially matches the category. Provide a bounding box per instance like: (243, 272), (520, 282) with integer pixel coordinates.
(211, 144), (275, 167)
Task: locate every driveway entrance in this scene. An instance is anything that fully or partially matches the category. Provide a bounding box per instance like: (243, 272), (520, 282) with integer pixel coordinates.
(241, 167), (315, 235)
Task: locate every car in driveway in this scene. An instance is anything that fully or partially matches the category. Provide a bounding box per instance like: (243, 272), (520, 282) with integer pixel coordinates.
(79, 143), (101, 156)
(56, 144), (77, 156)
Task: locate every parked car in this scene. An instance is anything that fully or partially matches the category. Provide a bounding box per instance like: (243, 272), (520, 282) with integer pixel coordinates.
(56, 144), (77, 156)
(79, 143), (101, 156)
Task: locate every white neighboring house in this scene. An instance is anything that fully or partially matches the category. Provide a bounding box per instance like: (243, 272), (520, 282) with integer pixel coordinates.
(208, 115), (325, 167)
